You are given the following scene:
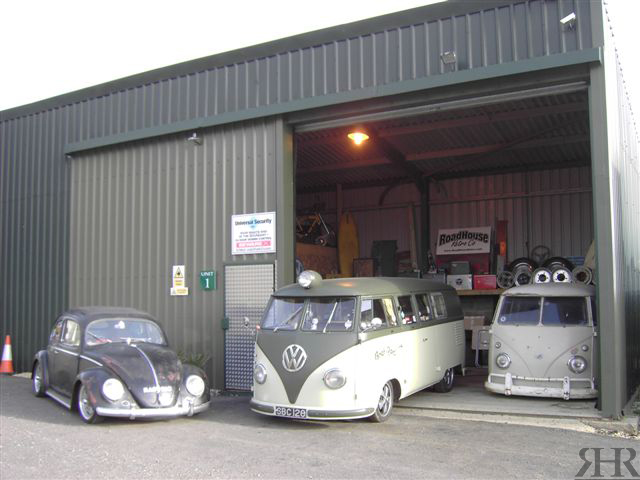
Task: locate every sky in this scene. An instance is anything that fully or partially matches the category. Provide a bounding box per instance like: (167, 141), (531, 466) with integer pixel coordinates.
(1, 0), (639, 117)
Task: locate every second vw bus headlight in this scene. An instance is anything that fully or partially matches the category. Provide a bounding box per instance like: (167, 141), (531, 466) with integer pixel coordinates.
(102, 378), (125, 401)
(323, 369), (347, 389)
(186, 375), (206, 397)
(495, 353), (511, 369)
(254, 364), (267, 384)
(568, 356), (587, 373)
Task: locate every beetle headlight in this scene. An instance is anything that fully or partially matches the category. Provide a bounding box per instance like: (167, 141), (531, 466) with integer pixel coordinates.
(568, 356), (587, 374)
(102, 378), (125, 402)
(323, 368), (347, 389)
(185, 375), (206, 397)
(495, 353), (511, 369)
(254, 364), (267, 384)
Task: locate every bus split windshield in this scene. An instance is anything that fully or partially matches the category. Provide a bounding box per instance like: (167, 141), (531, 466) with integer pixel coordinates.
(496, 296), (589, 326)
(261, 297), (356, 332)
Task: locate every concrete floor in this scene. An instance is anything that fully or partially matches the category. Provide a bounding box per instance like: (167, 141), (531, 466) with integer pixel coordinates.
(397, 367), (602, 419)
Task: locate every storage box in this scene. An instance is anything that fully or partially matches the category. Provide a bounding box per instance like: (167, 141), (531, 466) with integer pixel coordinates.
(423, 273), (447, 284)
(473, 274), (497, 290)
(447, 274), (473, 290)
(450, 261), (471, 275)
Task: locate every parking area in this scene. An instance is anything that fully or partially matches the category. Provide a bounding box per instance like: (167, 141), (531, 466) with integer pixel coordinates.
(1, 375), (638, 480)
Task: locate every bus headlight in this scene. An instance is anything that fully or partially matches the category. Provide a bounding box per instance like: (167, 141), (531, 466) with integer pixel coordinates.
(568, 356), (587, 374)
(254, 364), (267, 384)
(495, 353), (511, 369)
(185, 375), (205, 397)
(323, 369), (347, 389)
(102, 378), (125, 402)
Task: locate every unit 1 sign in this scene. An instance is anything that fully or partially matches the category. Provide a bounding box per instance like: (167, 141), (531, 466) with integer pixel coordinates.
(200, 271), (216, 291)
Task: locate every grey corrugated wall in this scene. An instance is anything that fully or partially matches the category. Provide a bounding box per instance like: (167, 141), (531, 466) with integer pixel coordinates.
(298, 166), (593, 261)
(0, 111), (70, 374)
(68, 119), (281, 387)
(0, 0), (601, 374)
(589, 1), (640, 416)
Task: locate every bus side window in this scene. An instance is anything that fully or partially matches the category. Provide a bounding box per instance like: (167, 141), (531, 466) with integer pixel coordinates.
(430, 292), (447, 319)
(397, 295), (416, 324)
(590, 297), (598, 326)
(360, 298), (396, 330)
(415, 294), (431, 322)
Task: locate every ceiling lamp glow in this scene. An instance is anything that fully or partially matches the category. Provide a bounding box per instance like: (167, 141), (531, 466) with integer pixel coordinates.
(348, 132), (369, 146)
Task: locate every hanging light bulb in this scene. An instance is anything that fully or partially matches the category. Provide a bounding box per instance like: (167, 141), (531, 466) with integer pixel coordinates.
(347, 131), (369, 146)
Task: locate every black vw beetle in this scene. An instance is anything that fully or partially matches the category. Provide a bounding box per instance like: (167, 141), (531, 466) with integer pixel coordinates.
(32, 307), (210, 423)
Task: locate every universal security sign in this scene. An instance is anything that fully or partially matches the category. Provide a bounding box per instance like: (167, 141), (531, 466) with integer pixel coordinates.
(436, 226), (491, 255)
(232, 212), (276, 255)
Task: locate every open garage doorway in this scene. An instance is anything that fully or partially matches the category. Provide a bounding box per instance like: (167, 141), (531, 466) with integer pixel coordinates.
(291, 84), (600, 418)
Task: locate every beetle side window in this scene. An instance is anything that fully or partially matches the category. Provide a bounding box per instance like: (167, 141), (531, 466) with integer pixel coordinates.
(49, 320), (63, 343)
(415, 294), (432, 322)
(360, 297), (397, 330)
(430, 293), (447, 319)
(61, 320), (80, 347)
(397, 295), (416, 325)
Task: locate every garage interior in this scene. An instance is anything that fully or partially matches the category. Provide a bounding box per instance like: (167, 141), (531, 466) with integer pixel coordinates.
(292, 86), (598, 417)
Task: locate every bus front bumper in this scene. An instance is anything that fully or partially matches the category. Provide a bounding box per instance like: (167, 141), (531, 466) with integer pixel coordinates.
(250, 399), (374, 420)
(485, 373), (597, 400)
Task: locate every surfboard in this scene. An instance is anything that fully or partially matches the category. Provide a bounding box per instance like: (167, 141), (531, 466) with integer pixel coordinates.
(338, 212), (359, 276)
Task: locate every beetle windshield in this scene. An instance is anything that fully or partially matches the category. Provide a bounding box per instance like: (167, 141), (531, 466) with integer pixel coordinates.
(85, 317), (167, 346)
(261, 297), (305, 331)
(301, 297), (356, 332)
(541, 297), (589, 326)
(496, 297), (541, 325)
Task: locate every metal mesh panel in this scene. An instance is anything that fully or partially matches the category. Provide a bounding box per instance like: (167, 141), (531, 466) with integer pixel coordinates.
(224, 264), (274, 390)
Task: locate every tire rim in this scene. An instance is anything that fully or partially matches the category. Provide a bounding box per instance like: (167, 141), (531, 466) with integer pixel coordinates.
(444, 368), (453, 386)
(33, 364), (42, 392)
(377, 383), (392, 416)
(78, 386), (94, 420)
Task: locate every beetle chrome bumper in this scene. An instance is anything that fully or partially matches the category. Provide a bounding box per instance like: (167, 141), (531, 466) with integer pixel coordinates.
(485, 373), (597, 400)
(250, 399), (374, 420)
(96, 400), (210, 419)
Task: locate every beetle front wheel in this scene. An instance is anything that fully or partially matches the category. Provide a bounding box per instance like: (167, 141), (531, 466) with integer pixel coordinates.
(32, 362), (46, 397)
(77, 383), (103, 424)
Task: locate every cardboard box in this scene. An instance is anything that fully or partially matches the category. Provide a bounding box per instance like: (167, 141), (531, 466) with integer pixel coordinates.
(473, 274), (497, 290)
(447, 274), (473, 290)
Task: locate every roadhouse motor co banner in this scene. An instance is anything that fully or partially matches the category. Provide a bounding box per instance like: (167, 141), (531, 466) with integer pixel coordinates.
(435, 226), (492, 255)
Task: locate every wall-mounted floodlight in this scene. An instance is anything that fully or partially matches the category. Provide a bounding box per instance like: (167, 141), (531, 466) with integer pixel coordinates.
(348, 131), (369, 146)
(187, 132), (202, 145)
(560, 12), (576, 29)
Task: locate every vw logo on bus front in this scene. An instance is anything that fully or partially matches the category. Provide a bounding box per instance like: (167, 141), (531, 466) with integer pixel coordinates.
(282, 344), (308, 372)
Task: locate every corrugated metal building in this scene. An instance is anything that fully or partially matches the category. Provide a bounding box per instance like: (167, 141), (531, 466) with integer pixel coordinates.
(1, 0), (638, 417)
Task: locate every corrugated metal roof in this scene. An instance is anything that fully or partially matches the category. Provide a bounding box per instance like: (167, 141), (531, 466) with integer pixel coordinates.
(295, 91), (590, 191)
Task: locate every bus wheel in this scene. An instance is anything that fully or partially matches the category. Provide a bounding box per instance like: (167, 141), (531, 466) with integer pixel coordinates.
(370, 381), (394, 422)
(434, 367), (455, 393)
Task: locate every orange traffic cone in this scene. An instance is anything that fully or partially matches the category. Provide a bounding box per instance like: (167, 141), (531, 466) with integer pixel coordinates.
(0, 335), (14, 374)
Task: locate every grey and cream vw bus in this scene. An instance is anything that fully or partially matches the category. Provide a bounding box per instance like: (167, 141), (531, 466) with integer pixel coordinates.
(249, 271), (465, 422)
(485, 283), (597, 400)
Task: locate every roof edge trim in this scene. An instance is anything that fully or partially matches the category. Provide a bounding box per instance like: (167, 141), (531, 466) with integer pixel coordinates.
(64, 48), (601, 155)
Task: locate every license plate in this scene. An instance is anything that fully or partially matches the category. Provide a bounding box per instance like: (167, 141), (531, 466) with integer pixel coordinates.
(274, 406), (307, 419)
